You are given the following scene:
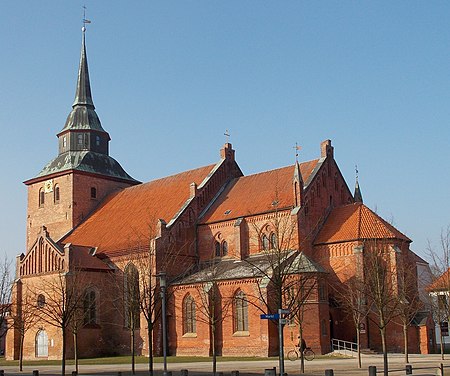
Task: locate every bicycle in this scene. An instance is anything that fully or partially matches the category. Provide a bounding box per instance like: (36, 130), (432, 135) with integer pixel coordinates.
(287, 347), (315, 361)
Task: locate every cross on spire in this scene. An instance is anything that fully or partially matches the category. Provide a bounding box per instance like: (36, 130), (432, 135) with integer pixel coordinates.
(293, 142), (302, 163)
(224, 129), (230, 143)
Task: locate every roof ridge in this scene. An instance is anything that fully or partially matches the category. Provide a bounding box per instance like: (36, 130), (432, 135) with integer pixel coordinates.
(124, 163), (216, 191)
(241, 159), (319, 179)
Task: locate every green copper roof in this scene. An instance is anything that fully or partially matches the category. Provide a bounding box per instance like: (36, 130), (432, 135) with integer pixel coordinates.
(35, 151), (139, 183)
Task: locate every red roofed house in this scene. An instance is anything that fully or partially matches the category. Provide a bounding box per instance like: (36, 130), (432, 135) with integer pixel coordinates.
(6, 30), (434, 361)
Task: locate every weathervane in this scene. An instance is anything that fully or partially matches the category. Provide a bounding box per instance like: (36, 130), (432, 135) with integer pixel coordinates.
(82, 5), (91, 32)
(355, 164), (359, 182)
(224, 129), (230, 143)
(293, 142), (301, 163)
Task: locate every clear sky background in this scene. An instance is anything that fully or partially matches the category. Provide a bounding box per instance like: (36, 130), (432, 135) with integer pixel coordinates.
(1, 1), (449, 262)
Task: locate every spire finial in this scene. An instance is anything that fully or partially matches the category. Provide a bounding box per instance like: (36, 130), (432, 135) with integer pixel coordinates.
(82, 5), (91, 32)
(354, 164), (363, 203)
(293, 142), (301, 163)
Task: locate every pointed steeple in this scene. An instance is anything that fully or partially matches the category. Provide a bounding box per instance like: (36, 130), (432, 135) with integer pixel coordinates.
(58, 27), (107, 137)
(293, 160), (304, 207)
(27, 25), (138, 185)
(354, 165), (363, 203)
(73, 29), (94, 108)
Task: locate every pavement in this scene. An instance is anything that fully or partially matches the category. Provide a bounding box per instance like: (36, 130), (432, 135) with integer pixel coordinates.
(2, 354), (450, 376)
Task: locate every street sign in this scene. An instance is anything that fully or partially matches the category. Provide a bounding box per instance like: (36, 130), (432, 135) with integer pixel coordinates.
(441, 322), (449, 336)
(279, 309), (290, 314)
(260, 313), (280, 320)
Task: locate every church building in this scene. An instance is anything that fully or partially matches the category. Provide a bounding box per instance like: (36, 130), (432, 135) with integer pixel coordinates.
(6, 28), (434, 360)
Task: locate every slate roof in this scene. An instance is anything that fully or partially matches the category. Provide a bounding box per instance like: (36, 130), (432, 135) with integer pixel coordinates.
(200, 159), (319, 223)
(175, 251), (325, 285)
(314, 203), (411, 245)
(63, 164), (216, 255)
(29, 151), (138, 183)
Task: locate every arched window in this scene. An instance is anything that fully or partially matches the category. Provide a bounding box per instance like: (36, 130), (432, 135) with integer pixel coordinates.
(270, 233), (277, 250)
(54, 185), (60, 203)
(124, 263), (140, 329)
(96, 135), (101, 146)
(262, 235), (269, 251)
(215, 241), (221, 257)
(36, 330), (48, 357)
(91, 187), (97, 199)
(233, 290), (248, 332)
(222, 241), (228, 256)
(318, 282), (327, 301)
(37, 294), (45, 308)
(84, 289), (97, 325)
(183, 294), (196, 334)
(39, 189), (45, 207)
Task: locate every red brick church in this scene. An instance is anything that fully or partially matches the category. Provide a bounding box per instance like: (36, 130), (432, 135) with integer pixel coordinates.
(6, 29), (434, 360)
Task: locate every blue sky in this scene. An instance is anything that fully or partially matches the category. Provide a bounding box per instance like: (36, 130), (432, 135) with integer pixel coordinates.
(1, 1), (449, 261)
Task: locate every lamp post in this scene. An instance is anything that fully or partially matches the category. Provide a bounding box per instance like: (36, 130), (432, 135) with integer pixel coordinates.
(157, 272), (169, 376)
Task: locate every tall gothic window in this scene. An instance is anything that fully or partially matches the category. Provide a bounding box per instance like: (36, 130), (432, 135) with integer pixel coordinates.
(270, 233), (277, 249)
(215, 241), (221, 257)
(183, 294), (196, 334)
(84, 289), (97, 325)
(124, 263), (140, 329)
(233, 290), (248, 332)
(39, 189), (45, 207)
(222, 241), (228, 256)
(262, 235), (269, 251)
(91, 187), (97, 199)
(54, 185), (60, 203)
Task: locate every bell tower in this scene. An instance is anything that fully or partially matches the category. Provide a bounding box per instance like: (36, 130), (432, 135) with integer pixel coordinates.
(24, 27), (139, 250)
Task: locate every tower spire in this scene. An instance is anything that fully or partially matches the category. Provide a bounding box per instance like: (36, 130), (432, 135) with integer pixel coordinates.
(73, 23), (94, 108)
(354, 165), (363, 203)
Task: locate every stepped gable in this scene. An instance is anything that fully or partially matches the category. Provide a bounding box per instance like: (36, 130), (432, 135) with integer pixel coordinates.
(201, 159), (318, 223)
(63, 164), (215, 254)
(314, 202), (411, 245)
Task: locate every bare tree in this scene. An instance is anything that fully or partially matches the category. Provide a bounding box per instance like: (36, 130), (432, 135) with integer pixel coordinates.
(363, 240), (401, 376)
(244, 208), (320, 374)
(0, 257), (12, 340)
(395, 257), (421, 364)
(31, 269), (88, 376)
(10, 286), (37, 371)
(333, 273), (368, 368)
(190, 259), (233, 376)
(427, 225), (450, 359)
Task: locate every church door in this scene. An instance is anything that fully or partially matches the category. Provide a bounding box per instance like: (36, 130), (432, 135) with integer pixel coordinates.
(36, 330), (48, 357)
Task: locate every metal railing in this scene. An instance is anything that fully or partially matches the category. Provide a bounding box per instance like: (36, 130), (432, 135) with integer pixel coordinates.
(331, 338), (358, 357)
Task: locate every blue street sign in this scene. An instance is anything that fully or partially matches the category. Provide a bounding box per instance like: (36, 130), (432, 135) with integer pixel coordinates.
(260, 313), (280, 320)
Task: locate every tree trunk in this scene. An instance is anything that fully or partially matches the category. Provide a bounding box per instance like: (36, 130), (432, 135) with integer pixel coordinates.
(19, 331), (24, 372)
(131, 327), (136, 375)
(148, 322), (153, 376)
(211, 322), (217, 376)
(357, 327), (361, 369)
(62, 327), (66, 376)
(403, 323), (409, 364)
(299, 328), (305, 374)
(74, 330), (78, 374)
(380, 327), (388, 376)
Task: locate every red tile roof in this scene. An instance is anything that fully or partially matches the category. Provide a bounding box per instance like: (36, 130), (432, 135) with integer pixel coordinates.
(64, 164), (216, 255)
(428, 268), (450, 291)
(201, 160), (319, 223)
(314, 203), (411, 244)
